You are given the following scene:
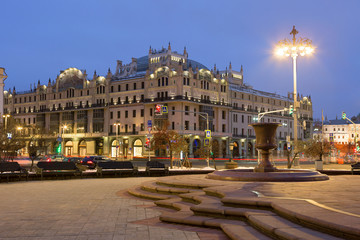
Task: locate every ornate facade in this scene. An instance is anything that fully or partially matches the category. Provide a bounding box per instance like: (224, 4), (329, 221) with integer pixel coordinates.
(2, 44), (313, 158)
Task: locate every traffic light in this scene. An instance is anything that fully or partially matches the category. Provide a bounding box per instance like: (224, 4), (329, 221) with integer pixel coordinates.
(155, 104), (162, 114)
(289, 105), (294, 116)
(145, 138), (150, 148)
(56, 143), (62, 154)
(342, 112), (346, 120)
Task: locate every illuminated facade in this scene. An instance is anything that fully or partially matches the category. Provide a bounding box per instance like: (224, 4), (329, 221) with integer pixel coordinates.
(323, 119), (360, 145)
(3, 44), (313, 158)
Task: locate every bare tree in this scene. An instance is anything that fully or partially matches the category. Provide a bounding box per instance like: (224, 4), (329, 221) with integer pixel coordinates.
(286, 140), (306, 169)
(151, 120), (185, 169)
(0, 120), (26, 162)
(304, 136), (331, 161)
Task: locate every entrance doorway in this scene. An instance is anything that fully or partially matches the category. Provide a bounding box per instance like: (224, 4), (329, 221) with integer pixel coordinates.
(133, 139), (143, 157)
(65, 141), (73, 156)
(79, 140), (87, 156)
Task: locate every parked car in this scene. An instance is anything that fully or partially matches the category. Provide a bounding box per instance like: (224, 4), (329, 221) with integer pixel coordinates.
(81, 156), (112, 169)
(38, 155), (64, 162)
(63, 157), (83, 164)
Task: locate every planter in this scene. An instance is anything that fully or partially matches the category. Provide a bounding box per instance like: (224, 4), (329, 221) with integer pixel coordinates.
(225, 161), (238, 169)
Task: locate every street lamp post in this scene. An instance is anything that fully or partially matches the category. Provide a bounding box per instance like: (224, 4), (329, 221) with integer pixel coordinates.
(61, 125), (68, 158)
(113, 122), (121, 161)
(225, 141), (237, 169)
(229, 142), (234, 162)
(275, 26), (314, 163)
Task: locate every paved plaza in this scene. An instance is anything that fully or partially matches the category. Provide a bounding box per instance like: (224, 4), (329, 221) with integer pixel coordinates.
(0, 178), (201, 240)
(0, 174), (359, 239)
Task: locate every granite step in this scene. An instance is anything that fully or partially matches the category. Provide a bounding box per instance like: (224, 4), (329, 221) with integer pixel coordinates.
(221, 224), (273, 240)
(223, 196), (360, 239)
(158, 198), (343, 240)
(179, 191), (221, 205)
(191, 202), (274, 220)
(129, 179), (354, 240)
(248, 214), (343, 240)
(141, 181), (200, 195)
(155, 198), (193, 212)
(156, 177), (223, 189)
(160, 212), (271, 239)
(127, 186), (178, 201)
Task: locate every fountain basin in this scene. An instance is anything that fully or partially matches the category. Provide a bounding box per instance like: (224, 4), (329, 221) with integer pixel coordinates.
(207, 168), (329, 182)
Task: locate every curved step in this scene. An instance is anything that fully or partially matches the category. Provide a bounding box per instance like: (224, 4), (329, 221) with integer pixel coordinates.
(191, 203), (274, 219)
(127, 187), (177, 201)
(248, 214), (343, 240)
(271, 200), (360, 240)
(180, 191), (221, 204)
(190, 201), (344, 240)
(223, 196), (360, 239)
(222, 196), (274, 208)
(160, 212), (271, 239)
(156, 176), (223, 189)
(141, 181), (200, 195)
(128, 178), (356, 240)
(160, 211), (246, 228)
(155, 198), (193, 212)
(221, 224), (273, 240)
(204, 185), (258, 199)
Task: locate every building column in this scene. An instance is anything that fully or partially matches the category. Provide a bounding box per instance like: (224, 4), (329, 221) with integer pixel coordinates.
(86, 140), (96, 155)
(103, 136), (110, 156)
(74, 111), (78, 134)
(88, 110), (93, 133)
(188, 136), (194, 158)
(72, 139), (79, 156)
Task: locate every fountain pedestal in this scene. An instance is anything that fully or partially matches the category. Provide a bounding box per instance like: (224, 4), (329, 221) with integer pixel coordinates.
(250, 123), (280, 172)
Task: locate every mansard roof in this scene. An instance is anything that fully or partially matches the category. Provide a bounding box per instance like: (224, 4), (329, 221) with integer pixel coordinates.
(324, 119), (360, 125)
(135, 55), (208, 72)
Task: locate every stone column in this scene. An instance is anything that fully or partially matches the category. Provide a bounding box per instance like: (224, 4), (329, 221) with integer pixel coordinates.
(72, 139), (79, 156)
(103, 136), (110, 156)
(88, 110), (93, 133)
(86, 140), (96, 155)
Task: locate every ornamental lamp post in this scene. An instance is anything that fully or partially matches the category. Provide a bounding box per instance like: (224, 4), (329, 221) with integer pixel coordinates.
(113, 122), (121, 161)
(229, 142), (234, 162)
(61, 124), (68, 158)
(275, 26), (314, 161)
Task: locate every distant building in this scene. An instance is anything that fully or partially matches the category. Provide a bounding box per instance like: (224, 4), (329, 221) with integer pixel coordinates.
(2, 45), (313, 158)
(323, 119), (360, 144)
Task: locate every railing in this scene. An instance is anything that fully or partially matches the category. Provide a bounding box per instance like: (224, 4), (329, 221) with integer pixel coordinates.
(143, 95), (232, 107)
(232, 134), (248, 138)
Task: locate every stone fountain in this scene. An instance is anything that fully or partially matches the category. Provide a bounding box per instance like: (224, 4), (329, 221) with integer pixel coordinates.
(207, 123), (329, 182)
(251, 123), (279, 172)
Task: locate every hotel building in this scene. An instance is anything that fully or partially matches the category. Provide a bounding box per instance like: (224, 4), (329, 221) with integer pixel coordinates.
(2, 44), (313, 158)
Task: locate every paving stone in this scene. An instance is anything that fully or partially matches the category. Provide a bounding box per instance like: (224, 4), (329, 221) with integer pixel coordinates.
(0, 178), (200, 240)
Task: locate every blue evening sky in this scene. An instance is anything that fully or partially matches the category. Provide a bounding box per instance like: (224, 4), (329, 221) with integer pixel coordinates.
(1, 0), (359, 120)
